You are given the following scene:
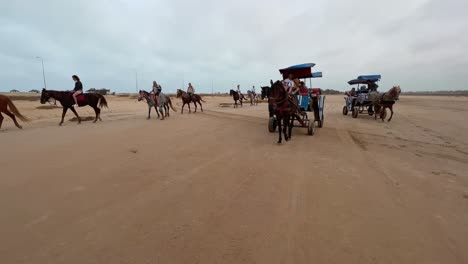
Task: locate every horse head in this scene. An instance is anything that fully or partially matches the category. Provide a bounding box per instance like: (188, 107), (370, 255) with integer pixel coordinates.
(261, 86), (270, 100)
(40, 88), (51, 104)
(137, 90), (147, 101)
(230, 89), (234, 96)
(176, 89), (182, 98)
(392, 86), (401, 100)
(269, 80), (287, 110)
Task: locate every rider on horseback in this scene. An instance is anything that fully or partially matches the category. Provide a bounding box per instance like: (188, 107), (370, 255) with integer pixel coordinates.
(72, 75), (83, 107)
(187, 83), (195, 101)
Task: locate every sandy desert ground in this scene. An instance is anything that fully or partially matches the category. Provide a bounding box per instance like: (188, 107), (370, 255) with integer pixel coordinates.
(1, 94), (468, 264)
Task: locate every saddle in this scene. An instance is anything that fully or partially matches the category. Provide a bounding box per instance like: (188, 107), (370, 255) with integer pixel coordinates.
(69, 92), (87, 106)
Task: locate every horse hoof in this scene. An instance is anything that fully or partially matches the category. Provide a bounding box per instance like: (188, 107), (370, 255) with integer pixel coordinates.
(18, 126), (23, 129)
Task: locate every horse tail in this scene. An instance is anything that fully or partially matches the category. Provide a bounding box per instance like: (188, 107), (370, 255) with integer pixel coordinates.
(6, 98), (29, 122)
(97, 94), (108, 108)
(198, 95), (206, 102)
(168, 98), (177, 112)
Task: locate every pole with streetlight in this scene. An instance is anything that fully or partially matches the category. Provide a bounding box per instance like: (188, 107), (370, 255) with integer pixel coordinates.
(35, 56), (47, 89)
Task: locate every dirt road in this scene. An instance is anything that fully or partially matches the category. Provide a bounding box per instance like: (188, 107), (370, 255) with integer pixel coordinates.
(1, 95), (468, 263)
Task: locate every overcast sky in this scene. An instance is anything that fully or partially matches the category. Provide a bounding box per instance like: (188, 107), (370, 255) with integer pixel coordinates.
(1, 0), (467, 93)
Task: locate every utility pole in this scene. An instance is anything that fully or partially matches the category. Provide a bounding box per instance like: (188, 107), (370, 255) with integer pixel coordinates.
(35, 56), (47, 89)
(135, 71), (139, 93)
(211, 80), (214, 95)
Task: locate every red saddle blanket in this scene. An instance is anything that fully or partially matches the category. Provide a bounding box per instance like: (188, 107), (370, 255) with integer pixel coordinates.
(69, 93), (87, 106)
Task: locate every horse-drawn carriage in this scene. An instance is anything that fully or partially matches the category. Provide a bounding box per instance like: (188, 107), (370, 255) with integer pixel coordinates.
(343, 75), (382, 119)
(268, 63), (325, 137)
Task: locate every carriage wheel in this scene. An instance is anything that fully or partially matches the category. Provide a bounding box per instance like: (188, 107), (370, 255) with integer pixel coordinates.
(352, 107), (359, 118)
(342, 106), (348, 115)
(268, 116), (277, 133)
(307, 121), (315, 136)
(318, 114), (324, 128)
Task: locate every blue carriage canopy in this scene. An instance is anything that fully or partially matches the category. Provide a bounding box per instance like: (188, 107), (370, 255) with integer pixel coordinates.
(279, 63), (316, 79)
(348, 74), (381, 85)
(358, 75), (381, 80)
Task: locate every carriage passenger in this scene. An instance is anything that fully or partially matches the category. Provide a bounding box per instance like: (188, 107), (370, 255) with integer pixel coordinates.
(299, 81), (308, 96)
(283, 73), (294, 93)
(346, 87), (356, 96)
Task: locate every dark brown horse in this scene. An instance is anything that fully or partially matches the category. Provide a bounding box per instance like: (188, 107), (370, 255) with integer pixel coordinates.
(269, 81), (291, 143)
(369, 86), (401, 122)
(0, 94), (28, 129)
(40, 89), (108, 125)
(261, 86), (274, 117)
(176, 89), (204, 114)
(229, 90), (244, 108)
(269, 80), (305, 143)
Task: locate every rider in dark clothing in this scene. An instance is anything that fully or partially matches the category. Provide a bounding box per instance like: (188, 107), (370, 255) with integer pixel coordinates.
(72, 75), (83, 107)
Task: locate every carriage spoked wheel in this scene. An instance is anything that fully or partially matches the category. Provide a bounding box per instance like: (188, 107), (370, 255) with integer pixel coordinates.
(352, 107), (359, 118)
(307, 120), (316, 136)
(342, 106), (348, 115)
(268, 116), (277, 133)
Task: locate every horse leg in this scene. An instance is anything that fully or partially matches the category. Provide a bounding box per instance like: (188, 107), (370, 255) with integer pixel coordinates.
(0, 112), (3, 129)
(92, 106), (100, 123)
(198, 100), (204, 112)
(60, 107), (68, 126)
(98, 107), (102, 121)
(283, 117), (289, 141)
(165, 104), (169, 117)
(277, 116), (282, 144)
(374, 104), (379, 120)
(188, 102), (192, 113)
(160, 105), (165, 120)
(181, 103), (185, 114)
(4, 110), (22, 129)
(70, 107), (82, 124)
(287, 115), (293, 141)
(147, 106), (151, 119)
(388, 105), (394, 122)
(193, 102), (197, 113)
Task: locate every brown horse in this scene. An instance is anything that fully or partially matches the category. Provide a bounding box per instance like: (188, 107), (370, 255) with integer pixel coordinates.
(369, 86), (401, 122)
(40, 89), (108, 125)
(0, 94), (28, 129)
(176, 89), (204, 114)
(229, 90), (245, 108)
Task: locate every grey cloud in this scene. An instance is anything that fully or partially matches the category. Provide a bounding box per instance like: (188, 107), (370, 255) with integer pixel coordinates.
(0, 0), (467, 93)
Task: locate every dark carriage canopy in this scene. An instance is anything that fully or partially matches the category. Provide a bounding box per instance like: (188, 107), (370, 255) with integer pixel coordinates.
(279, 63), (316, 79)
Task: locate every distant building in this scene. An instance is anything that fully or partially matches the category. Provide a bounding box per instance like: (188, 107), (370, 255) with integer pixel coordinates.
(86, 88), (110, 95)
(10, 89), (20, 93)
(29, 89), (40, 93)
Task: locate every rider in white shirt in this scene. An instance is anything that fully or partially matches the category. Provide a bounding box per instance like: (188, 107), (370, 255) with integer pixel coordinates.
(283, 74), (294, 93)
